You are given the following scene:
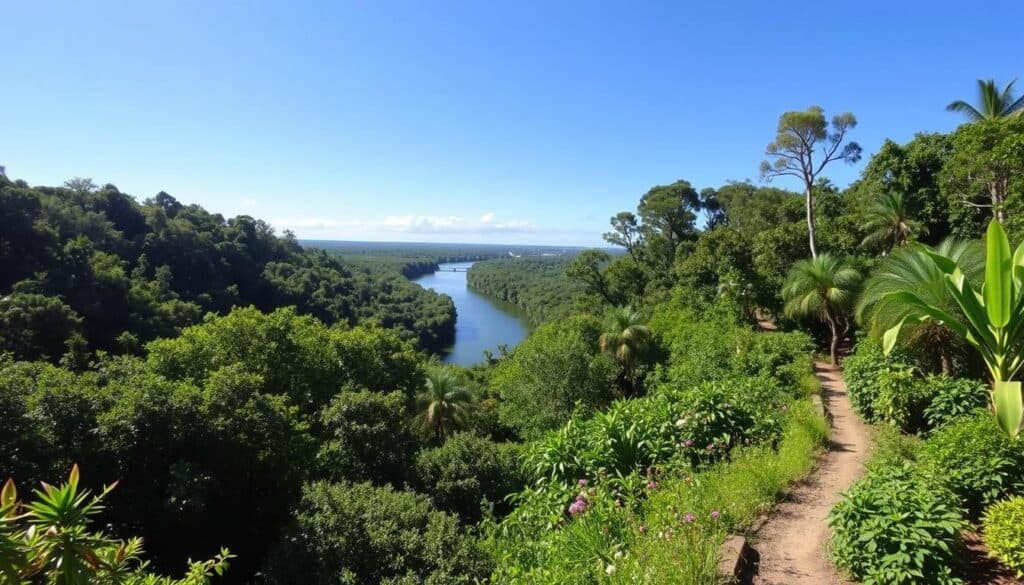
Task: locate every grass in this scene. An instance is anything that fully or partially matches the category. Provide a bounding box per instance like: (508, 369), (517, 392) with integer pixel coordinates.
(613, 398), (829, 584)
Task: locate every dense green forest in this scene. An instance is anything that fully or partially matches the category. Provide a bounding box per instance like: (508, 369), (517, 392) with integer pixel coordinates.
(466, 256), (586, 324)
(4, 82), (1024, 584)
(0, 176), (456, 360)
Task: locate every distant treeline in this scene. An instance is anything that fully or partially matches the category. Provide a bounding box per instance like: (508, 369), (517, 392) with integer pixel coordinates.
(467, 256), (584, 325)
(0, 176), (456, 361)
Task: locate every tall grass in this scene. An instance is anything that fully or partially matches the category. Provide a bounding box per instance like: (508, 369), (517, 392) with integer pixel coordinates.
(613, 399), (829, 584)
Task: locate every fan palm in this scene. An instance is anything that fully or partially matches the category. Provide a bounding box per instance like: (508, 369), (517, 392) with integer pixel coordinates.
(946, 79), (1024, 121)
(415, 368), (474, 442)
(599, 306), (654, 396)
(782, 254), (863, 364)
(857, 239), (984, 374)
(860, 192), (927, 253)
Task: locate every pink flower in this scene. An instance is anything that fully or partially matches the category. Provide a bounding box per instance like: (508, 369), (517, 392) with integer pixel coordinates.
(711, 510), (721, 519)
(646, 480), (658, 490)
(683, 513), (695, 523)
(706, 443), (714, 451)
(683, 439), (694, 448)
(568, 495), (589, 516)
(577, 478), (588, 487)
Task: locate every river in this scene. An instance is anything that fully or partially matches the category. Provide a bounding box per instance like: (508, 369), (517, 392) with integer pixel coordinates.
(413, 261), (530, 366)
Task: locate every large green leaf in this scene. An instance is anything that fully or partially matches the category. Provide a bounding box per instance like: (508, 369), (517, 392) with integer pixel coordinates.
(985, 220), (1013, 328)
(993, 380), (1024, 439)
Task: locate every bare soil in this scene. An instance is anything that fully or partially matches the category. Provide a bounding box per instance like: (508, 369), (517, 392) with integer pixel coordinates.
(750, 362), (871, 585)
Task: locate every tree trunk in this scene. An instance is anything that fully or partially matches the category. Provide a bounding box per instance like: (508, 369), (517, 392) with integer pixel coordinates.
(940, 349), (952, 376)
(805, 185), (818, 258)
(826, 317), (840, 365)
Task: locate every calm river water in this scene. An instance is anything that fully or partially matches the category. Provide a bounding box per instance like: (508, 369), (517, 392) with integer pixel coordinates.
(413, 261), (530, 366)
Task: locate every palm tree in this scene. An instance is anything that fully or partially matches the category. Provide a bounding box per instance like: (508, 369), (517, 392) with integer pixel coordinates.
(946, 79), (1024, 121)
(599, 306), (654, 396)
(857, 239), (983, 374)
(860, 192), (927, 254)
(415, 368), (474, 442)
(782, 255), (863, 365)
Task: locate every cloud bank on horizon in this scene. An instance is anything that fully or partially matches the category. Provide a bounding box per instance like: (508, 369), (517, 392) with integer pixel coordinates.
(271, 211), (539, 240)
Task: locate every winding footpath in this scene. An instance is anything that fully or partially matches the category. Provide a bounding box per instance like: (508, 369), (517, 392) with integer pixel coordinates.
(750, 361), (871, 585)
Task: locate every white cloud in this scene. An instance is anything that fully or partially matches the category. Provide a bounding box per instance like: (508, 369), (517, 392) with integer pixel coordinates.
(271, 212), (535, 235)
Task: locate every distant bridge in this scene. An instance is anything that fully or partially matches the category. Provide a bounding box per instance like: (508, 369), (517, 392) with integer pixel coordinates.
(435, 267), (469, 272)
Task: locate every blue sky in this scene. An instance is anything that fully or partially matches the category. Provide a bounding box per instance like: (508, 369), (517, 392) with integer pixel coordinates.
(2, 1), (1021, 246)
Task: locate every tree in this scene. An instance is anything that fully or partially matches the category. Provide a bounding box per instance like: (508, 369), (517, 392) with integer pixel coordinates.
(636, 180), (701, 270)
(946, 78), (1024, 121)
(881, 221), (1024, 438)
(599, 306), (655, 396)
(493, 316), (618, 439)
(565, 249), (618, 305)
(317, 388), (414, 485)
(857, 239), (983, 374)
(781, 254), (862, 365)
(761, 106), (862, 258)
(942, 117), (1024, 225)
(415, 368), (474, 442)
(861, 192), (927, 253)
(263, 481), (493, 584)
(603, 212), (642, 263)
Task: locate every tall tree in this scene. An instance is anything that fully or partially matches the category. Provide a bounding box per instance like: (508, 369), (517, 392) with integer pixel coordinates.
(946, 79), (1024, 121)
(761, 106), (862, 258)
(636, 180), (700, 270)
(603, 212), (643, 263)
(860, 192), (927, 253)
(781, 254), (862, 364)
(942, 117), (1024, 225)
(599, 306), (654, 396)
(415, 368), (474, 442)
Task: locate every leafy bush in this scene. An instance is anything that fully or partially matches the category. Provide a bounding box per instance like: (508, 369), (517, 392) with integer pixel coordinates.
(983, 496), (1024, 578)
(493, 315), (619, 439)
(413, 433), (526, 523)
(843, 338), (909, 422)
(317, 388), (414, 485)
(829, 465), (965, 585)
(264, 481), (493, 584)
(923, 375), (989, 430)
(917, 413), (1024, 519)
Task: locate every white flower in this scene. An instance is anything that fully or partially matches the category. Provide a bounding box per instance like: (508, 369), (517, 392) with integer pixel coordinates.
(605, 563), (617, 575)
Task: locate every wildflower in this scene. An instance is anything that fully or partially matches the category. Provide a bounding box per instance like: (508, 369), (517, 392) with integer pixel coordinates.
(683, 439), (694, 448)
(577, 478), (588, 487)
(706, 443), (714, 451)
(605, 564), (616, 576)
(683, 513), (695, 523)
(568, 495), (588, 516)
(613, 550), (624, 560)
(646, 480), (658, 490)
(711, 510), (721, 519)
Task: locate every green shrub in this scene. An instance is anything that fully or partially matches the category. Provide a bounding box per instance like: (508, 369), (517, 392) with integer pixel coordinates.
(873, 365), (931, 433)
(983, 496), (1024, 578)
(413, 433), (526, 523)
(829, 465), (965, 585)
(317, 387), (414, 485)
(918, 413), (1024, 519)
(843, 338), (915, 424)
(923, 375), (989, 430)
(264, 481), (493, 584)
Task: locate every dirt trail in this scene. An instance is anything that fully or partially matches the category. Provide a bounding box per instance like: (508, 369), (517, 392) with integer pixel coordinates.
(750, 361), (871, 585)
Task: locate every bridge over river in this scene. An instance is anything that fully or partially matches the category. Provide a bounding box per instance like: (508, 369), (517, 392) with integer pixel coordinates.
(434, 266), (469, 272)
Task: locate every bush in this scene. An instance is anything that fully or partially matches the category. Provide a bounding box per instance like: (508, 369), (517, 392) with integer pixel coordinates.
(263, 481), (493, 584)
(493, 315), (619, 440)
(983, 496), (1024, 578)
(843, 338), (916, 424)
(829, 465), (965, 585)
(317, 388), (415, 485)
(923, 375), (989, 430)
(413, 433), (526, 523)
(918, 413), (1024, 519)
